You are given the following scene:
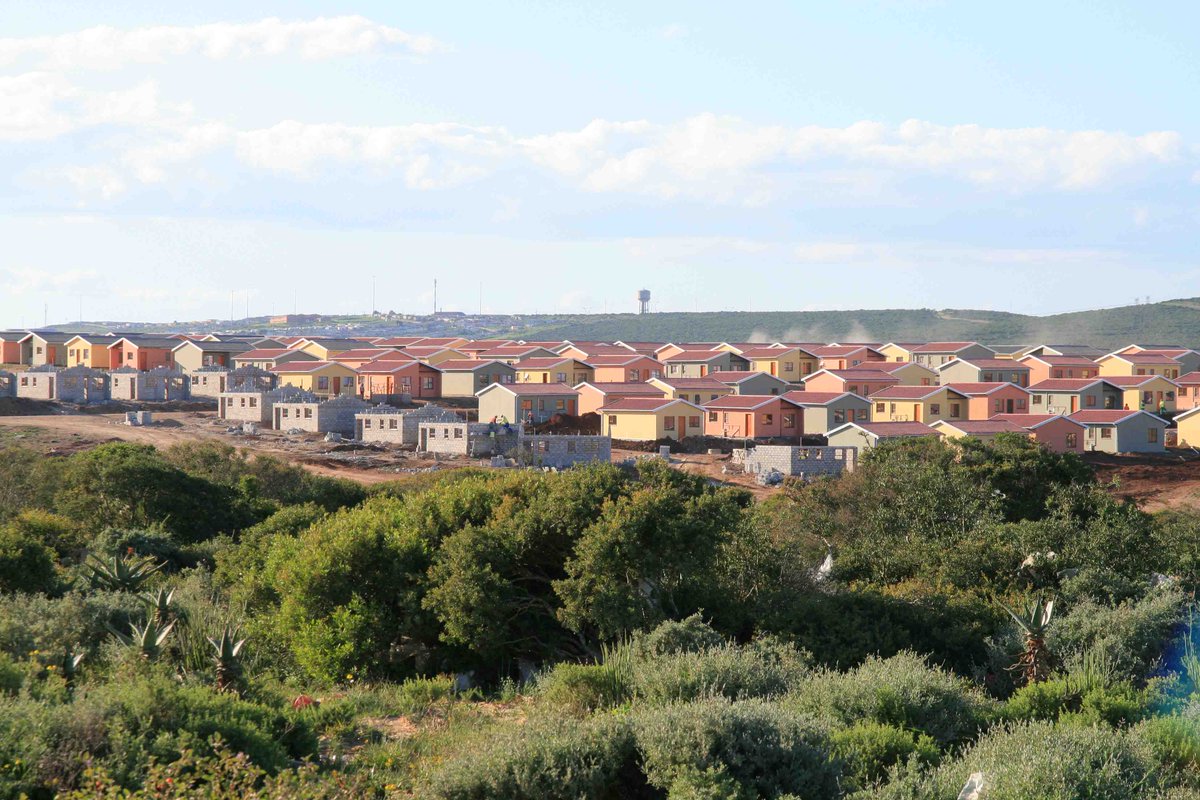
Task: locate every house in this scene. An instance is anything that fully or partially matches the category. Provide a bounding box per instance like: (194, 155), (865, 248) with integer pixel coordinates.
(0, 370), (14, 398)
(701, 395), (800, 439)
(868, 385), (971, 424)
(1130, 349), (1200, 375)
(575, 381), (665, 416)
(660, 349), (748, 378)
(909, 342), (996, 368)
(514, 357), (595, 386)
(802, 368), (899, 398)
(930, 419), (1032, 443)
(941, 382), (1031, 419)
(397, 346), (467, 366)
(877, 361), (938, 386)
(826, 421), (941, 451)
(438, 360), (516, 398)
(878, 342), (924, 362)
(1097, 352), (1183, 379)
(741, 346), (819, 380)
(584, 354), (663, 383)
(1175, 373), (1200, 412)
(1020, 344), (1106, 360)
(1174, 406), (1200, 448)
(1028, 379), (1123, 415)
(355, 360), (440, 400)
(989, 414), (1087, 454)
(109, 366), (190, 402)
(15, 366), (59, 399)
(273, 394), (371, 436)
(1101, 375), (1179, 416)
(983, 344), (1031, 360)
(171, 340), (251, 372)
(54, 365), (111, 404)
(329, 348), (398, 369)
(0, 332), (26, 365)
(810, 345), (886, 371)
(356, 404), (463, 445)
(64, 334), (120, 368)
(409, 336), (469, 349)
(219, 385), (317, 426)
(599, 397), (704, 442)
(1069, 409), (1167, 454)
(711, 371), (792, 396)
(233, 348), (319, 370)
(186, 364), (276, 398)
(271, 362), (358, 399)
(20, 331), (75, 366)
(647, 376), (733, 405)
(477, 345), (560, 364)
(293, 338), (359, 361)
(557, 343), (640, 361)
(476, 383), (578, 425)
(937, 358), (1031, 387)
(1018, 355), (1100, 384)
(455, 340), (516, 358)
(108, 337), (178, 371)
(777, 391), (872, 436)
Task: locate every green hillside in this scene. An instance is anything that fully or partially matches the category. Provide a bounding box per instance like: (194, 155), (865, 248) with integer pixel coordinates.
(519, 298), (1200, 348)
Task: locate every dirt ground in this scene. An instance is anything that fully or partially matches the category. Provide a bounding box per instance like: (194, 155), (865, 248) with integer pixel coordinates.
(1083, 451), (1200, 512)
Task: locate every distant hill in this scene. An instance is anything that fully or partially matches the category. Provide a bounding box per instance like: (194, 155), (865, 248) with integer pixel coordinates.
(518, 299), (1200, 349)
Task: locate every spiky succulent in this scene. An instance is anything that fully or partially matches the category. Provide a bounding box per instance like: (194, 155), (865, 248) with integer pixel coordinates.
(85, 551), (163, 592)
(141, 587), (176, 625)
(108, 617), (175, 661)
(1001, 594), (1055, 685)
(207, 626), (247, 693)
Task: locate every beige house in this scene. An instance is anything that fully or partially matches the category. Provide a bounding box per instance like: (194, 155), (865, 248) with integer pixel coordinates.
(599, 397), (704, 442)
(869, 385), (971, 424)
(575, 381), (664, 416)
(909, 342), (996, 368)
(476, 383), (578, 424)
(514, 357), (594, 386)
(660, 349), (748, 378)
(438, 359), (516, 398)
(878, 362), (938, 386)
(1028, 378), (1123, 415)
(647, 376), (733, 405)
(778, 391), (872, 436)
(826, 421), (941, 452)
(936, 358), (1031, 387)
(172, 340), (251, 372)
(711, 371), (792, 396)
(1097, 352), (1183, 379)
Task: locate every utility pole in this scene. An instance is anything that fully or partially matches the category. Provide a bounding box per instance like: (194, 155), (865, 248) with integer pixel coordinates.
(433, 279), (438, 315)
(230, 291), (235, 322)
(372, 275), (377, 316)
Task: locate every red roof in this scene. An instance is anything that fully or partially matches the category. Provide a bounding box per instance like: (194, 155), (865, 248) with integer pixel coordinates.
(513, 357), (573, 369)
(1104, 353), (1180, 365)
(484, 382), (576, 395)
(944, 358), (1028, 370)
(438, 359), (511, 371)
(990, 413), (1085, 430)
(600, 397), (693, 412)
(779, 390), (857, 406)
(238, 348), (314, 360)
(702, 394), (783, 410)
(661, 350), (728, 362)
(585, 354), (657, 366)
(820, 368), (900, 381)
(415, 338), (463, 347)
(942, 382), (1029, 396)
(811, 345), (879, 357)
(1177, 372), (1200, 385)
(577, 382), (663, 395)
(845, 421), (940, 437)
(356, 360), (424, 374)
(1029, 378), (1109, 391)
(869, 385), (955, 400)
(331, 348), (395, 361)
(741, 346), (802, 359)
(1020, 355), (1099, 366)
(401, 346), (459, 357)
(876, 362), (932, 374)
(374, 337), (427, 347)
(564, 346), (641, 358)
(712, 371), (782, 383)
(909, 341), (981, 353)
(1101, 374), (1177, 388)
(270, 361), (351, 374)
(934, 420), (1027, 434)
(479, 346), (553, 357)
(1069, 410), (1151, 424)
(651, 377), (728, 389)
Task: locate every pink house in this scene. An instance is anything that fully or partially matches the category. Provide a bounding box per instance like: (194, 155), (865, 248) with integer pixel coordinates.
(585, 354), (663, 383)
(989, 414), (1087, 454)
(803, 368), (900, 398)
(1175, 373), (1200, 411)
(942, 382), (1031, 420)
(810, 345), (886, 371)
(355, 361), (440, 399)
(701, 395), (798, 439)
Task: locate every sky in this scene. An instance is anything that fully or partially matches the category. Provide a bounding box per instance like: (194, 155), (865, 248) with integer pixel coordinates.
(1, 0), (1199, 326)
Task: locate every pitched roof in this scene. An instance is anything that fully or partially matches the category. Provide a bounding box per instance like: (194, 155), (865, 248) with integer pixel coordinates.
(355, 360), (425, 374)
(1028, 378), (1113, 392)
(599, 397), (699, 412)
(513, 357), (574, 369)
(270, 361), (354, 374)
(478, 345), (555, 357)
(236, 348), (316, 360)
(1102, 352), (1181, 365)
(584, 354), (658, 366)
(869, 385), (959, 400)
(173, 340), (251, 353)
(661, 350), (729, 362)
(702, 394), (784, 410)
(1100, 374), (1179, 388)
(1070, 409), (1167, 425)
(931, 419), (1028, 435)
(810, 345), (881, 357)
(1177, 372), (1200, 385)
(939, 358), (1028, 371)
(989, 413), (1086, 430)
(779, 390), (862, 406)
(909, 341), (984, 353)
(478, 382), (576, 396)
(942, 382), (1030, 396)
(331, 348), (396, 361)
(1019, 355), (1099, 367)
(831, 421), (940, 437)
(741, 346), (804, 359)
(575, 381), (663, 395)
(437, 359), (512, 371)
(711, 371), (785, 384)
(649, 377), (728, 389)
(876, 362), (934, 374)
(814, 368), (900, 381)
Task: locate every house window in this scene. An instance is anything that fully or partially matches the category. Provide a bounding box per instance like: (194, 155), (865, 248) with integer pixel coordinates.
(304, 409), (313, 419)
(422, 378), (434, 389)
(127, 352), (134, 361)
(248, 398), (257, 408)
(848, 385), (859, 395)
(19, 377), (27, 386)
(607, 415), (617, 426)
(930, 404), (941, 415)
(983, 372), (993, 382)
(1085, 395), (1096, 407)
(1033, 395), (1043, 405)
(664, 417), (675, 430)
(949, 403), (960, 418)
(688, 416), (700, 428)
(317, 377), (329, 390)
(835, 409), (847, 424)
(1143, 391), (1153, 404)
(875, 402), (885, 413)
(566, 440), (577, 453)
(555, 372), (567, 382)
(1018, 398), (1027, 409)
(783, 413), (795, 428)
(1101, 428), (1112, 439)
(708, 411), (718, 422)
(784, 362), (794, 372)
(994, 400), (1003, 413)
(1168, 391), (1176, 401)
(1066, 432), (1077, 448)
(762, 413), (774, 424)
(1053, 369), (1063, 378)
(389, 419), (398, 429)
(68, 349), (75, 357)
(281, 408), (289, 418)
(1149, 427), (1159, 443)
(454, 428), (463, 439)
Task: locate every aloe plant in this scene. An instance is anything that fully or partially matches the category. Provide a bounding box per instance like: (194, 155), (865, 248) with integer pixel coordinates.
(1001, 594), (1055, 685)
(59, 649), (85, 693)
(108, 617), (175, 661)
(207, 626), (247, 693)
(141, 587), (176, 625)
(85, 551), (163, 592)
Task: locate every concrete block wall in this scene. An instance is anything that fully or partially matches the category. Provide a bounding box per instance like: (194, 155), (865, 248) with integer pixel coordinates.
(514, 435), (611, 468)
(16, 368), (56, 400)
(420, 422), (518, 456)
(220, 392), (271, 424)
(401, 404), (464, 445)
(0, 370), (13, 398)
(110, 368), (139, 400)
(187, 367), (228, 398)
(357, 407), (406, 443)
(743, 445), (857, 478)
(55, 366), (110, 404)
(317, 395), (372, 436)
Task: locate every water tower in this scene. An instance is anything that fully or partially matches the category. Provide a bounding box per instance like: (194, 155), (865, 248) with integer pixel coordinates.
(637, 289), (651, 314)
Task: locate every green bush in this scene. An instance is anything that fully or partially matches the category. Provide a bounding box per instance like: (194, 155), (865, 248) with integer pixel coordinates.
(633, 699), (838, 798)
(830, 720), (939, 789)
(423, 715), (638, 799)
(631, 637), (809, 704)
(539, 662), (632, 714)
(633, 613), (725, 658)
(0, 522), (58, 595)
(0, 589), (143, 662)
(786, 652), (993, 747)
(1141, 715), (1200, 788)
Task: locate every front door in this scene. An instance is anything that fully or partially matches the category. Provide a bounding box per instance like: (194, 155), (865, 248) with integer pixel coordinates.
(332, 377), (341, 395)
(678, 416), (687, 439)
(542, 373), (548, 383)
(1071, 396), (1078, 413)
(913, 404), (921, 422)
(1006, 398), (1015, 413)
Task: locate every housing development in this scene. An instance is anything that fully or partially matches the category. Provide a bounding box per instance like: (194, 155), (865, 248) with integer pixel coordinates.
(2, 329), (1196, 477)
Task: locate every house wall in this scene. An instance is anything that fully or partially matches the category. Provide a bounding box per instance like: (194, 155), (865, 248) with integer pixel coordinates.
(940, 362), (1030, 386)
(16, 371), (55, 399)
(1118, 379), (1178, 414)
(219, 393), (271, 424)
(727, 374), (789, 395)
(187, 369), (229, 397)
(749, 352), (815, 380)
(1176, 414), (1200, 448)
(419, 422), (520, 456)
(478, 390), (576, 424)
(513, 435), (611, 467)
(889, 365), (938, 386)
(1114, 417), (1167, 453)
(799, 399), (872, 436)
(703, 400), (796, 439)
(28, 339), (67, 367)
(0, 342), (20, 365)
(870, 391), (967, 424)
(0, 371), (13, 397)
(601, 408), (703, 441)
(740, 445), (857, 477)
(55, 368), (109, 404)
(1030, 387), (1121, 415)
(965, 387), (1030, 420)
(802, 372), (895, 397)
(1029, 419), (1086, 454)
(441, 367), (514, 398)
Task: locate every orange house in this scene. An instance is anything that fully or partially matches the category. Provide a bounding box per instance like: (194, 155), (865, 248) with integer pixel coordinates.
(803, 368), (900, 398)
(810, 345), (886, 371)
(701, 395), (800, 439)
(1176, 373), (1200, 411)
(0, 331), (23, 365)
(942, 382), (1031, 420)
(574, 381), (665, 416)
(355, 360), (441, 399)
(585, 354), (663, 383)
(1018, 355), (1100, 384)
(108, 337), (177, 370)
(989, 414), (1087, 454)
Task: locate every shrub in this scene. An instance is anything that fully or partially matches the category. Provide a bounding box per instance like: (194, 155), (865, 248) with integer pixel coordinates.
(539, 662), (632, 714)
(632, 613), (725, 658)
(423, 715), (638, 799)
(830, 720), (939, 789)
(0, 589), (144, 662)
(632, 699), (839, 799)
(0, 522), (58, 594)
(872, 722), (1159, 800)
(786, 651), (993, 747)
(1141, 715), (1200, 788)
(631, 637), (810, 704)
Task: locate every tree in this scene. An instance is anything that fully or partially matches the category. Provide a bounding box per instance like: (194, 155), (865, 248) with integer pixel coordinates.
(0, 523), (58, 594)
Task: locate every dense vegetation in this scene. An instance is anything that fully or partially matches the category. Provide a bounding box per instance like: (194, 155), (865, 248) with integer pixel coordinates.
(2, 435), (1200, 797)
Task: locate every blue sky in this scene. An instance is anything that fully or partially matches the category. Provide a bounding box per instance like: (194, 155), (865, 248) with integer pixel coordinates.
(1, 1), (1198, 326)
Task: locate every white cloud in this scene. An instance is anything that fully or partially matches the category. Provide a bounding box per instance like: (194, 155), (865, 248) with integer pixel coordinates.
(0, 16), (444, 70)
(0, 266), (98, 294)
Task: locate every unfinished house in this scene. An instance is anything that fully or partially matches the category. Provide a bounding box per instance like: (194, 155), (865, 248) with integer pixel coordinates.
(358, 404), (464, 446)
(110, 367), (190, 402)
(736, 445), (858, 479)
(55, 366), (110, 404)
(219, 385), (316, 426)
(510, 435), (612, 468)
(0, 370), (15, 398)
(16, 366), (58, 399)
(418, 421), (521, 457)
(187, 366), (230, 398)
(273, 393), (371, 436)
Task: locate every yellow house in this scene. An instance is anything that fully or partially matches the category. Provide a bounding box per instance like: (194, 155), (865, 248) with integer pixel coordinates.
(514, 357), (595, 385)
(63, 334), (120, 368)
(741, 346), (818, 380)
(599, 397), (705, 442)
(1102, 374), (1179, 414)
(1176, 407), (1200, 447)
(879, 342), (921, 362)
(869, 385), (971, 424)
(1097, 352), (1182, 379)
(647, 376), (733, 404)
(294, 338), (360, 361)
(271, 361), (359, 398)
